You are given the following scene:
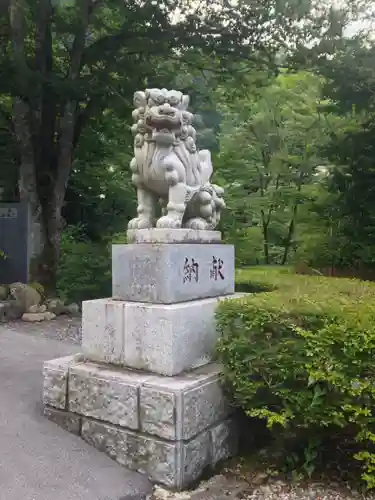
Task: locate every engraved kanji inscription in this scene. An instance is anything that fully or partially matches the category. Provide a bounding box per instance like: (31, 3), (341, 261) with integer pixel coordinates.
(210, 256), (224, 280)
(183, 257), (199, 283)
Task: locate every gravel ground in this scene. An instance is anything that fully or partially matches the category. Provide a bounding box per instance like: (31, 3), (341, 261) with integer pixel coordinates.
(243, 482), (373, 500)
(151, 476), (375, 500)
(2, 316), (82, 344)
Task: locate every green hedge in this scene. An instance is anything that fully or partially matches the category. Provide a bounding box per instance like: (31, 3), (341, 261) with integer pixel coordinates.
(218, 267), (375, 487)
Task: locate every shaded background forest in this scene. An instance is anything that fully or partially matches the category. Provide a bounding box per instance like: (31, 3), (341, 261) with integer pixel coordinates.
(0, 0), (374, 302)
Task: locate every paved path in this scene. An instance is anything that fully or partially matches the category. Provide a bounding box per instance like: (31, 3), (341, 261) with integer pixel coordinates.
(0, 324), (152, 500)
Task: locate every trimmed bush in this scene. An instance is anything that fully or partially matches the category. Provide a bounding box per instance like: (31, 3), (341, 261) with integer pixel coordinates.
(218, 267), (375, 487)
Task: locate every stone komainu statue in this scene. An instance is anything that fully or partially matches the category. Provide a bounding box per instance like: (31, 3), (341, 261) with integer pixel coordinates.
(128, 88), (225, 231)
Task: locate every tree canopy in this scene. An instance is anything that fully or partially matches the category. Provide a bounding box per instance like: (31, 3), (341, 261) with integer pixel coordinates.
(0, 0), (374, 292)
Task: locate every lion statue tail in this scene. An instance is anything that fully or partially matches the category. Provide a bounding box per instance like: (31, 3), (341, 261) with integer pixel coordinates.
(198, 149), (213, 185)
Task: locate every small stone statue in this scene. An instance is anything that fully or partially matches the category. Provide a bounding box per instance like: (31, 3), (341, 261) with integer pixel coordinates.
(128, 88), (225, 231)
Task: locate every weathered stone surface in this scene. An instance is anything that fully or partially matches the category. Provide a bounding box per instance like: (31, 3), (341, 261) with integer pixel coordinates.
(83, 296), (242, 376)
(182, 379), (229, 440)
(140, 388), (177, 439)
(44, 311), (57, 320)
(43, 368), (67, 409)
(26, 304), (47, 313)
(80, 416), (234, 491)
(140, 364), (228, 440)
(0, 300), (22, 322)
(49, 359), (227, 441)
(46, 298), (66, 315)
(112, 243), (234, 304)
(43, 357), (236, 490)
(69, 363), (143, 429)
(26, 305), (38, 313)
(127, 229), (222, 244)
(123, 298), (224, 375)
(43, 354), (82, 409)
(9, 282), (41, 312)
(22, 311), (56, 322)
(210, 419), (238, 466)
(66, 302), (80, 316)
(81, 419), (128, 463)
(22, 312), (45, 322)
(44, 406), (81, 435)
(182, 432), (211, 488)
(81, 417), (211, 489)
(82, 299), (125, 365)
(81, 419), (178, 488)
(126, 433), (178, 487)
(46, 299), (80, 316)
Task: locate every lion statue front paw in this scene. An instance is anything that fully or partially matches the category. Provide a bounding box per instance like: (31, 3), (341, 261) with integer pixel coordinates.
(128, 217), (153, 230)
(156, 215), (182, 229)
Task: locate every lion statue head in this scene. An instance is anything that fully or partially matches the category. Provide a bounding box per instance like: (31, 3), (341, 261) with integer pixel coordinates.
(132, 88), (198, 149)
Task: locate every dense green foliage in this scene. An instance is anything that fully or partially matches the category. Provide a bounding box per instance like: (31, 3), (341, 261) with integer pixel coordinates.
(56, 227), (112, 303)
(56, 226), (127, 303)
(0, 0), (373, 290)
(215, 71), (336, 266)
(3, 0), (348, 291)
(212, 34), (375, 271)
(217, 267), (375, 487)
(298, 39), (375, 271)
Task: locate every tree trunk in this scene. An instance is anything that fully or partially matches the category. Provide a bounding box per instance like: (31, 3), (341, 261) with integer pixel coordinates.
(262, 226), (270, 264)
(27, 199), (63, 295)
(261, 218), (270, 264)
(9, 0), (94, 294)
(282, 178), (303, 265)
(13, 91), (69, 295)
(10, 58), (62, 295)
(281, 203), (298, 265)
(260, 208), (271, 265)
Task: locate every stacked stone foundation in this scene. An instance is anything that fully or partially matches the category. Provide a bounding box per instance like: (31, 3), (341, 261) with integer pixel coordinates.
(42, 229), (239, 490)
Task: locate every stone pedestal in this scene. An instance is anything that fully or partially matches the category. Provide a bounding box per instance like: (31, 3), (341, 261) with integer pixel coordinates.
(112, 242), (235, 303)
(42, 229), (238, 489)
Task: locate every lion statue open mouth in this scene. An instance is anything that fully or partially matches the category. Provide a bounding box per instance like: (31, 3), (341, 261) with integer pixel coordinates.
(145, 102), (182, 144)
(128, 88), (225, 231)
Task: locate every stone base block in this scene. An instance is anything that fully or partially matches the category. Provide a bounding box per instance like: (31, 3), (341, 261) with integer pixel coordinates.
(112, 243), (235, 304)
(127, 229), (222, 244)
(82, 295), (242, 376)
(42, 358), (238, 490)
(44, 407), (82, 435)
(43, 354), (84, 409)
